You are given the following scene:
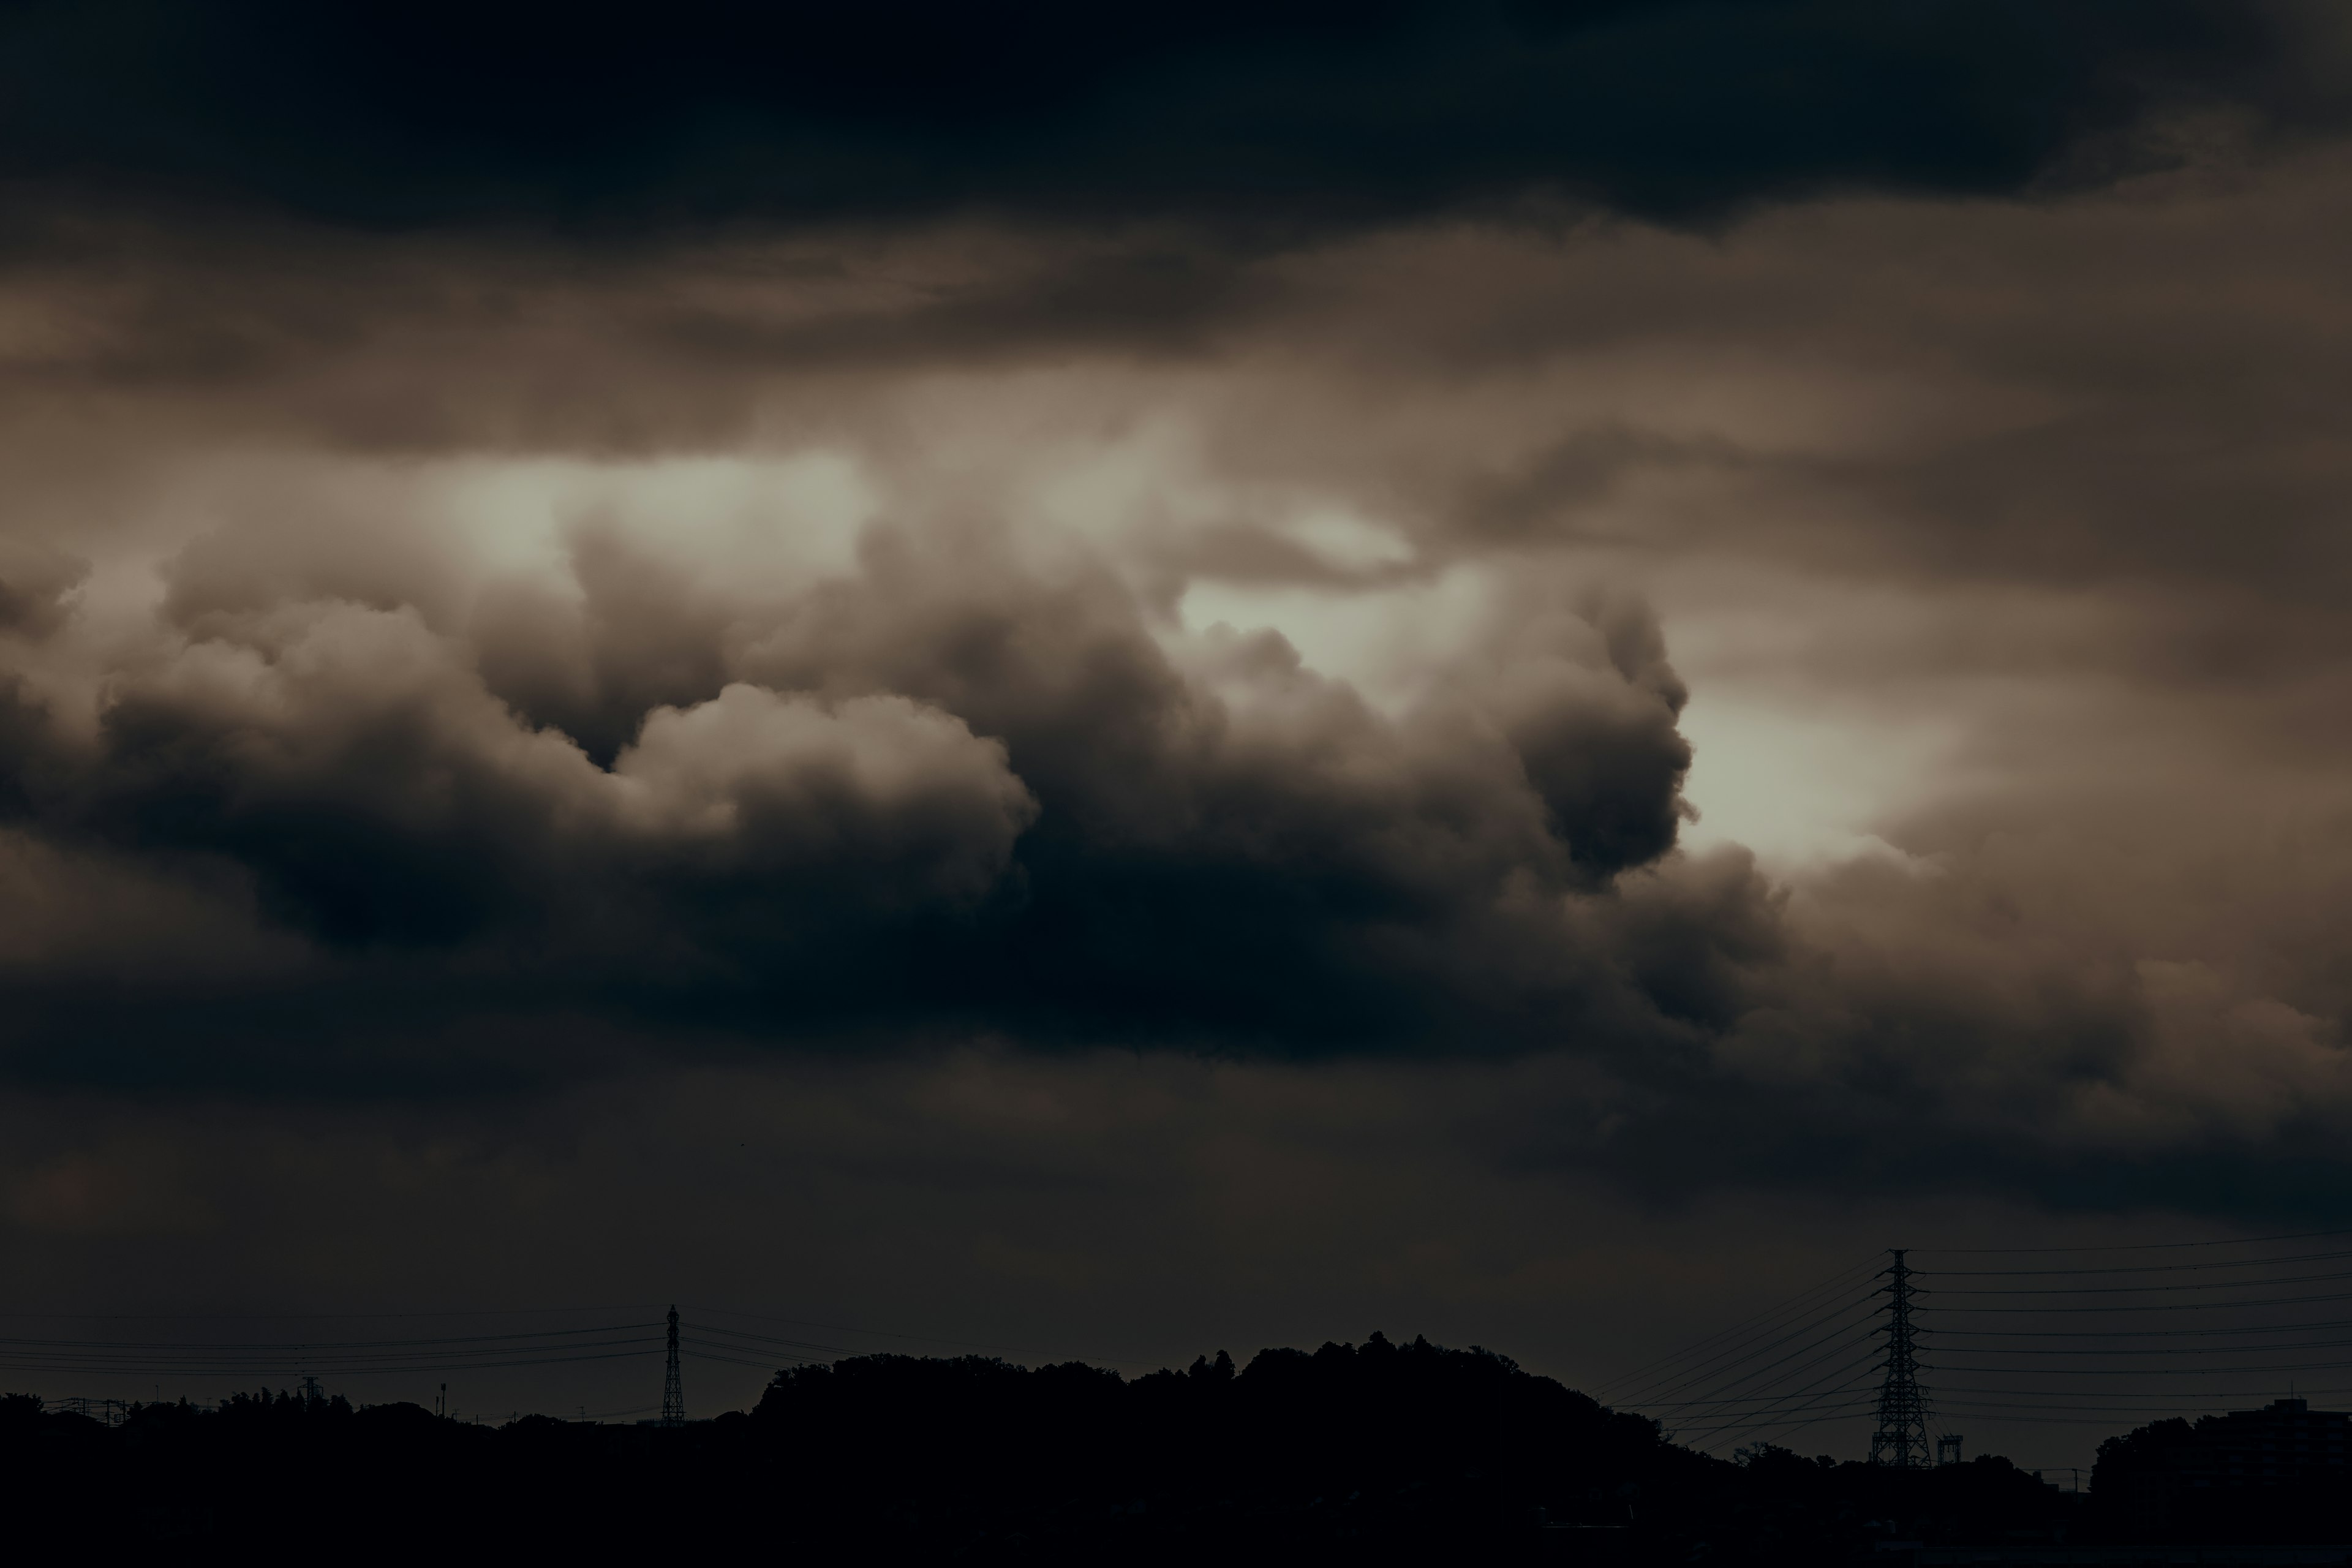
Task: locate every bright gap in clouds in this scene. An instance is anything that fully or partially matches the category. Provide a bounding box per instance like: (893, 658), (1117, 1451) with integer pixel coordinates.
(432, 451), (878, 590)
(1174, 571), (1491, 712)
(1178, 575), (1947, 872)
(1674, 691), (1943, 869)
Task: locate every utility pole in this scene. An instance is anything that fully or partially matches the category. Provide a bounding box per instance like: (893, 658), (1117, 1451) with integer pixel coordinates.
(661, 1305), (685, 1427)
(1869, 1249), (1933, 1468)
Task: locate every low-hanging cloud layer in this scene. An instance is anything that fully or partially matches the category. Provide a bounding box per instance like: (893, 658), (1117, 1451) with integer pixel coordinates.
(4, 0), (2352, 1293)
(0, 478), (1738, 1071)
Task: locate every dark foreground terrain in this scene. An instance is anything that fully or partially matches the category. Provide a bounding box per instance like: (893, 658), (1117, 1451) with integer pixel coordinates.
(5, 1334), (2319, 1562)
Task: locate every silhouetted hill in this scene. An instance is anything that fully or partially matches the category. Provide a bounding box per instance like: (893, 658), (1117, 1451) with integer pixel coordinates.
(748, 1332), (1703, 1556)
(0, 1336), (2086, 1562)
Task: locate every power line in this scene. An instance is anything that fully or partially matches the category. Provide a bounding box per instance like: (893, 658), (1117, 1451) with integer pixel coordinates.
(1686, 1365), (1884, 1453)
(0, 1348), (662, 1377)
(1645, 1379), (1888, 1412)
(1934, 1360), (2352, 1377)
(1608, 1230), (2352, 1462)
(0, 1322), (660, 1352)
(1626, 1294), (1882, 1408)
(1937, 1396), (2332, 1414)
(1925, 1291), (2352, 1313)
(1693, 1401), (1883, 1453)
(1931, 1409), (2178, 1427)
(1929, 1384), (2352, 1401)
(0, 1305), (665, 1320)
(1938, 1325), (2352, 1354)
(1917, 1229), (2352, 1255)
(1700, 1329), (1885, 1412)
(0, 1344), (662, 1370)
(680, 1304), (1145, 1367)
(1681, 1365), (1883, 1453)
(682, 1344), (797, 1371)
(1922, 1249), (2352, 1277)
(1643, 1309), (1884, 1417)
(679, 1322), (853, 1355)
(1682, 1349), (1888, 1453)
(1591, 1254), (1883, 1404)
(1703, 1404), (1886, 1440)
(1612, 1253), (1921, 1461)
(1649, 1320), (1890, 1452)
(1923, 1269), (2352, 1295)
(0, 1335), (662, 1364)
(1937, 1334), (2352, 1355)
(1919, 1401), (2352, 1410)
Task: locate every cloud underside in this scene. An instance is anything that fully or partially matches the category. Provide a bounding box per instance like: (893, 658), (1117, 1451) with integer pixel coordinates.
(0, 7), (2350, 1221)
(0, 526), (1717, 1063)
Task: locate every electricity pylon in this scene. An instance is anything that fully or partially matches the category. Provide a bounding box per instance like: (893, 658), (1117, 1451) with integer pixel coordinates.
(1869, 1249), (1932, 1468)
(662, 1304), (685, 1427)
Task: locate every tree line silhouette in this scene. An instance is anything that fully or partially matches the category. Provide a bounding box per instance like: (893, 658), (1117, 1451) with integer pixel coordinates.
(0, 1333), (2293, 1560)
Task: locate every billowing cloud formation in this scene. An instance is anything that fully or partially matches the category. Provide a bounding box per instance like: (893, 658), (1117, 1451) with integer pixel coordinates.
(0, 500), (1740, 1072)
(83, 614), (1037, 944)
(1, 50), (2350, 1229)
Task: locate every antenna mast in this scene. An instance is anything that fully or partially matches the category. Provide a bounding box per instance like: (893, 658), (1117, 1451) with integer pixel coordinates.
(662, 1304), (685, 1426)
(1869, 1249), (1932, 1468)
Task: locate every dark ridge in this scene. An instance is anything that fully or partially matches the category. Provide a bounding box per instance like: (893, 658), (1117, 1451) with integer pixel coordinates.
(3, 1332), (2103, 1560)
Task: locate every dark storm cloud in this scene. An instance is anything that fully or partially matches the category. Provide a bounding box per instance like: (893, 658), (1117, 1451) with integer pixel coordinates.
(0, 1), (2331, 233)
(0, 511), (1744, 1085)
(0, 60), (2346, 1226)
(0, 156), (2342, 1210)
(0, 540), (83, 636)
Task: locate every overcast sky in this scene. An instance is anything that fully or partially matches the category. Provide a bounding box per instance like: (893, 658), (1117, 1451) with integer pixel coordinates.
(3, 0), (2351, 1461)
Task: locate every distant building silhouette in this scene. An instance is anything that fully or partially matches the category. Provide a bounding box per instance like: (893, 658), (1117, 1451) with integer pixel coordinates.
(2181, 1399), (2350, 1490)
(2103, 1398), (2352, 1537)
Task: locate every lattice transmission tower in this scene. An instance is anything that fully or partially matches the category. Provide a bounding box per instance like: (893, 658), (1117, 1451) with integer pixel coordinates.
(661, 1303), (685, 1427)
(1868, 1248), (1933, 1468)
